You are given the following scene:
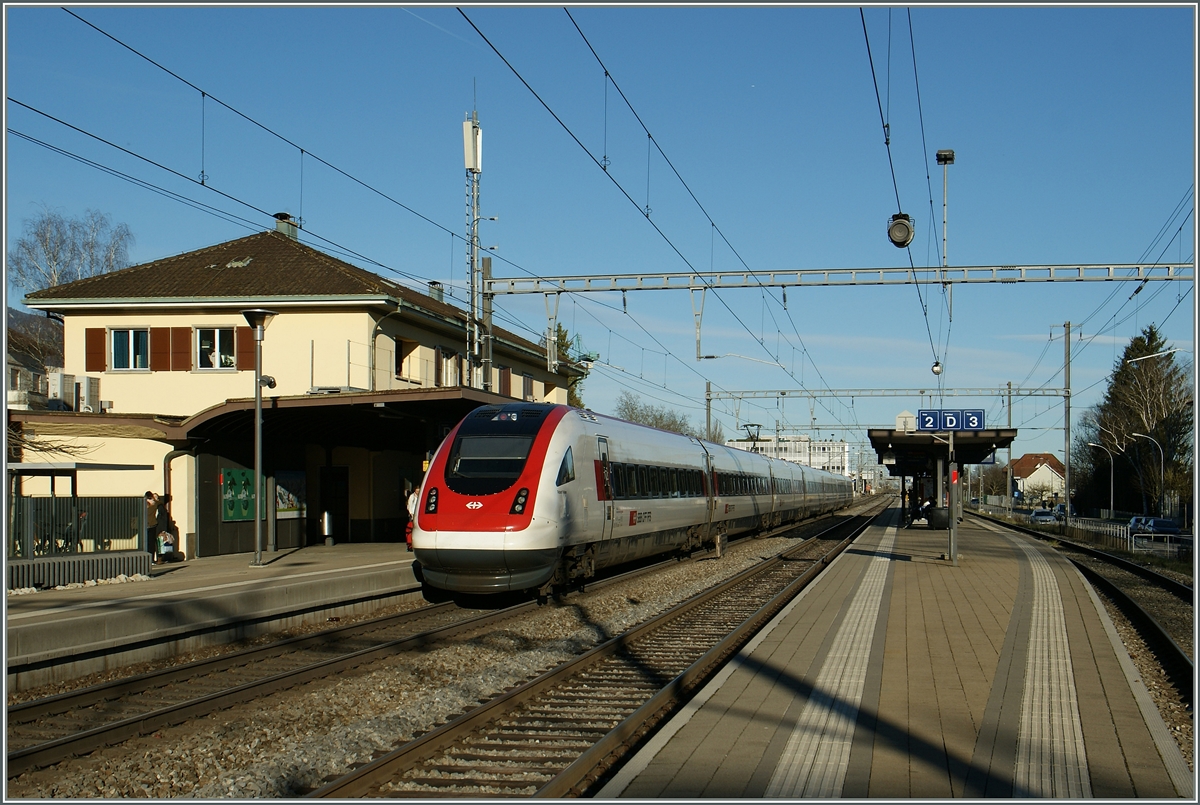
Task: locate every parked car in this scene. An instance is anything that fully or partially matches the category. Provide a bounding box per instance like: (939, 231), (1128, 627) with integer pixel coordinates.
(1053, 503), (1076, 521)
(1143, 518), (1181, 536)
(1128, 516), (1151, 535)
(1029, 509), (1057, 525)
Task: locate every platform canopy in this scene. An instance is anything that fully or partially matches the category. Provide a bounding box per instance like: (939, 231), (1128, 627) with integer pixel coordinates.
(867, 428), (1017, 477)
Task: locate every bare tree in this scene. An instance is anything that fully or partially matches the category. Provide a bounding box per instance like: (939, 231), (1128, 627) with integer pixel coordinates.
(981, 464), (1009, 497)
(6, 309), (64, 370)
(7, 422), (93, 461)
(8, 206), (134, 294)
(613, 390), (700, 438)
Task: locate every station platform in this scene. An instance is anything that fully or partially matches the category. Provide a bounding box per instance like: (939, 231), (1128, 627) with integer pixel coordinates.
(601, 508), (1194, 799)
(6, 543), (419, 693)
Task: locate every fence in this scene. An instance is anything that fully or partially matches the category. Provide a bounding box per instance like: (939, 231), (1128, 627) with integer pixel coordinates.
(8, 496), (146, 560)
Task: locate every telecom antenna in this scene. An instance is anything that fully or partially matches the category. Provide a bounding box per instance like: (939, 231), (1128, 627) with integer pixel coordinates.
(464, 110), (482, 388)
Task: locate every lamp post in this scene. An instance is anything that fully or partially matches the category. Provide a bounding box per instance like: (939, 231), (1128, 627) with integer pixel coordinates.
(1087, 442), (1115, 517)
(242, 309), (277, 567)
(1131, 432), (1165, 516)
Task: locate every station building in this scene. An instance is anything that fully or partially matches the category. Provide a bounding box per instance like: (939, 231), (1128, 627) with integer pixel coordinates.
(10, 219), (584, 561)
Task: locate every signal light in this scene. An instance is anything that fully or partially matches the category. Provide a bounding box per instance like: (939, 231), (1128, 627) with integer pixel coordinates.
(425, 487), (439, 514)
(510, 487), (530, 514)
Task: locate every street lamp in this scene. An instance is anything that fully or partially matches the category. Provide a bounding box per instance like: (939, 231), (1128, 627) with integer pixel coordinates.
(242, 308), (277, 567)
(1131, 432), (1164, 516)
(1087, 442), (1115, 517)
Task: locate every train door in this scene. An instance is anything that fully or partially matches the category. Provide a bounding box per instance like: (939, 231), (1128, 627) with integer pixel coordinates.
(596, 437), (614, 542)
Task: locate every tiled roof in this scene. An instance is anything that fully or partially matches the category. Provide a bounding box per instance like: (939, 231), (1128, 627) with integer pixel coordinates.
(24, 230), (408, 302)
(21, 229), (554, 359)
(1009, 452), (1065, 480)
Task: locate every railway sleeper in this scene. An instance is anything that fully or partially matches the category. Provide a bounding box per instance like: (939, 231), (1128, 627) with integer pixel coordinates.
(395, 777), (542, 791)
(446, 750), (580, 763)
(421, 762), (568, 775)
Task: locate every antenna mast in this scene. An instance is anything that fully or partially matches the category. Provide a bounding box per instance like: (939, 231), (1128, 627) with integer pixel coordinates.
(463, 110), (483, 388)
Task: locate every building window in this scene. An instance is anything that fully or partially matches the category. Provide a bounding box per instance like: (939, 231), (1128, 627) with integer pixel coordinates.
(197, 328), (236, 369)
(396, 338), (418, 379)
(111, 328), (149, 369)
(522, 373), (534, 401)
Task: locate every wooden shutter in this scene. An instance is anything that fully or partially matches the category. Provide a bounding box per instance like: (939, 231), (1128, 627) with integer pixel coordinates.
(171, 328), (192, 371)
(150, 328), (171, 371)
(500, 367), (511, 397)
(235, 326), (254, 370)
(85, 328), (107, 372)
(434, 346), (443, 387)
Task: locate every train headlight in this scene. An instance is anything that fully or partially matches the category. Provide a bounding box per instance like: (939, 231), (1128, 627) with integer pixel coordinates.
(425, 487), (438, 514)
(510, 488), (530, 514)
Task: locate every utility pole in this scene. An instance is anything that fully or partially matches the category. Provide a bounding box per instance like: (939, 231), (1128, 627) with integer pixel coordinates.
(1064, 321), (1071, 516)
(705, 381), (712, 441)
(1006, 381), (1013, 518)
(482, 256), (493, 391)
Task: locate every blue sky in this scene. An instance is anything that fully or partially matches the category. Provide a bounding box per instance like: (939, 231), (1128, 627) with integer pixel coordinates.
(4, 5), (1195, 471)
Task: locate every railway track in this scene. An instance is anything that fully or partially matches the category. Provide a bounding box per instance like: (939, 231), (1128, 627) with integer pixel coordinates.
(970, 511), (1193, 705)
(7, 503), (876, 779)
(306, 504), (885, 797)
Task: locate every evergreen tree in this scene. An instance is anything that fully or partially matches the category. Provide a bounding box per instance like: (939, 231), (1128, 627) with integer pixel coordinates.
(1074, 325), (1192, 516)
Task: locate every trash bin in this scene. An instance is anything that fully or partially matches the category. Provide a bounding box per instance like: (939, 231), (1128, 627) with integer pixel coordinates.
(927, 507), (950, 529)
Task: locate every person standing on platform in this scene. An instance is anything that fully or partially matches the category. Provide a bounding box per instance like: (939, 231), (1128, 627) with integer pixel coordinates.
(405, 485), (419, 552)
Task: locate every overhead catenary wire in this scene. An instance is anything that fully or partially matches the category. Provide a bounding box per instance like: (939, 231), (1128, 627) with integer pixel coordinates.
(464, 8), (857, 432)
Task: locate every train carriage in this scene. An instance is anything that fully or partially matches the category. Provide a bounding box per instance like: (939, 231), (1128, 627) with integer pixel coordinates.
(412, 402), (852, 597)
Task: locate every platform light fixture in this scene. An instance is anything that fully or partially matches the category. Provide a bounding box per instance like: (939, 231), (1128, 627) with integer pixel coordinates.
(887, 213), (915, 248)
(242, 308), (277, 568)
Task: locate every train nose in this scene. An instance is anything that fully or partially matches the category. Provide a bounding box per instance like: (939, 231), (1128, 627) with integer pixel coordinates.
(413, 528), (558, 593)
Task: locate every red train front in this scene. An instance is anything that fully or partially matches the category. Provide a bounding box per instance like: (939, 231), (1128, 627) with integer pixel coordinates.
(412, 403), (571, 594)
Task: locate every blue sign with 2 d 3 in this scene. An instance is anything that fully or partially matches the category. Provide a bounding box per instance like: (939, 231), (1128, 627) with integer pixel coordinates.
(918, 410), (940, 430)
(917, 409), (985, 431)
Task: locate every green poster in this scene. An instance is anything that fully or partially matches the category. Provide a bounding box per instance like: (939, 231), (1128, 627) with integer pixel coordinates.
(221, 468), (265, 522)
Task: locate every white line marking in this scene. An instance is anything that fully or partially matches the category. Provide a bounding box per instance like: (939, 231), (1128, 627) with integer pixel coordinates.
(765, 529), (896, 797)
(1010, 538), (1091, 798)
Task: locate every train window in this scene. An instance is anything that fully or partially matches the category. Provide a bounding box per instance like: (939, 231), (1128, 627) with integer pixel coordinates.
(637, 465), (649, 498)
(611, 463), (625, 499)
(556, 447), (575, 487)
(649, 467), (660, 498)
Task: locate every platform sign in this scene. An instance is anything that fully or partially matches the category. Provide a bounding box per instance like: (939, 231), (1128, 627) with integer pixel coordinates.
(917, 408), (985, 431)
(917, 410), (940, 430)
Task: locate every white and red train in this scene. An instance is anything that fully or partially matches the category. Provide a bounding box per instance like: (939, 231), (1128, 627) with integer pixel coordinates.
(412, 402), (853, 597)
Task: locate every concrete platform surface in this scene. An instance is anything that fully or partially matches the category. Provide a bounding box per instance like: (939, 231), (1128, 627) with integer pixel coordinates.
(6, 543), (418, 691)
(601, 509), (1193, 799)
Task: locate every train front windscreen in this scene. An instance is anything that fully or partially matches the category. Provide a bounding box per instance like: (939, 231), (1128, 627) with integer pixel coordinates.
(442, 407), (551, 496)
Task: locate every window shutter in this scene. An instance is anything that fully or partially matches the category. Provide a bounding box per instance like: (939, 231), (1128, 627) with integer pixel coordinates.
(85, 328), (107, 372)
(235, 326), (254, 370)
(500, 367), (511, 397)
(150, 328), (171, 371)
(434, 346), (443, 387)
(171, 327), (193, 371)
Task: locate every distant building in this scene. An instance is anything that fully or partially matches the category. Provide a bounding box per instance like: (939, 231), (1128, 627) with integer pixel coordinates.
(726, 434), (851, 478)
(1008, 453), (1065, 503)
(6, 348), (48, 411)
